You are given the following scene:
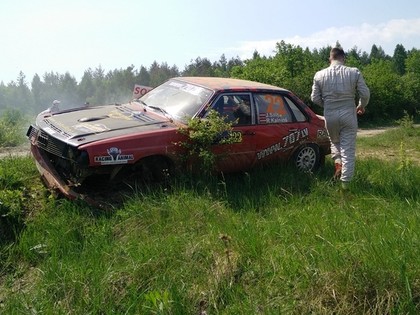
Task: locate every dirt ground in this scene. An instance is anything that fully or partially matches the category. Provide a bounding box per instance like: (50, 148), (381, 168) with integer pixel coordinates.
(357, 127), (395, 137)
(0, 143), (31, 159)
(356, 126), (419, 165)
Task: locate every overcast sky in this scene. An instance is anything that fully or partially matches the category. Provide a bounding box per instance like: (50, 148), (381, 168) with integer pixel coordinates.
(1, 0), (420, 84)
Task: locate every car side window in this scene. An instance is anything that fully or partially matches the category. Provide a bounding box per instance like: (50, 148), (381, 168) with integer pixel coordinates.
(210, 96), (236, 122)
(209, 94), (253, 125)
(232, 94), (252, 125)
(284, 96), (307, 122)
(254, 93), (293, 124)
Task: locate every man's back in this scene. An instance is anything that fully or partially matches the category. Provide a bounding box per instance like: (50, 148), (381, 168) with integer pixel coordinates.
(311, 61), (369, 110)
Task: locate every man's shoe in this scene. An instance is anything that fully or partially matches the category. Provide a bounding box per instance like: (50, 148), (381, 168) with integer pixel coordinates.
(333, 163), (342, 180)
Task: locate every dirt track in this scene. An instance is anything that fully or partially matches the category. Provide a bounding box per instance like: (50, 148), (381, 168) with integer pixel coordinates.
(357, 127), (397, 137)
(0, 143), (31, 159)
(356, 126), (420, 165)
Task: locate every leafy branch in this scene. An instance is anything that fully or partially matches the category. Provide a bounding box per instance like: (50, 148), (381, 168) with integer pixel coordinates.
(177, 110), (237, 171)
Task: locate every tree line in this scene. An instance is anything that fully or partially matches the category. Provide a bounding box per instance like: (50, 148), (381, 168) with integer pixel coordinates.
(0, 41), (419, 122)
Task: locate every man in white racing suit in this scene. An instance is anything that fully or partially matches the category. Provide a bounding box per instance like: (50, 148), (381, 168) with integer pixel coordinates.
(311, 47), (370, 189)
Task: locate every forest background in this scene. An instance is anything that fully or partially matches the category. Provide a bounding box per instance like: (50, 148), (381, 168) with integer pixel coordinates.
(1, 40), (419, 124)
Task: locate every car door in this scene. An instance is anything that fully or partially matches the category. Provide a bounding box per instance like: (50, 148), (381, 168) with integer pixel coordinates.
(209, 93), (259, 173)
(252, 92), (311, 164)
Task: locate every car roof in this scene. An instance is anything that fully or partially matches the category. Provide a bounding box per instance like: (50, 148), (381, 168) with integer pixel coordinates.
(173, 76), (289, 93)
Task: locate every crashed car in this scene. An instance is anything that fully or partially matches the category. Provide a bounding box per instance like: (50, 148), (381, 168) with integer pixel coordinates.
(27, 77), (330, 201)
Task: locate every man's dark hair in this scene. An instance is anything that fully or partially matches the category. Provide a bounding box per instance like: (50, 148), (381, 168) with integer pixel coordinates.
(330, 47), (345, 60)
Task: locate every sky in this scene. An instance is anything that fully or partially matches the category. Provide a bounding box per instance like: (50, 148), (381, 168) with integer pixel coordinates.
(1, 0), (420, 85)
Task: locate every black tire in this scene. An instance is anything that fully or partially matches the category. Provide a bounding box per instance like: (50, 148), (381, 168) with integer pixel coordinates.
(293, 144), (320, 172)
(138, 156), (172, 183)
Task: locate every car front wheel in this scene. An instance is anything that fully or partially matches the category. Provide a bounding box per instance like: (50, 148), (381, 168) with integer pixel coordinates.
(293, 144), (320, 172)
(137, 156), (172, 183)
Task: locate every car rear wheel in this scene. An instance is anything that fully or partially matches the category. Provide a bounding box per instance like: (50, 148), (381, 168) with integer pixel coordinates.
(293, 144), (320, 172)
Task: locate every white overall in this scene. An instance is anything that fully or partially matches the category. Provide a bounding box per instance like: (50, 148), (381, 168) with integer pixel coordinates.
(311, 61), (370, 182)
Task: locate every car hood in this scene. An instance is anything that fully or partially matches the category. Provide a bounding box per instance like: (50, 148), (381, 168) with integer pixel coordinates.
(35, 102), (175, 146)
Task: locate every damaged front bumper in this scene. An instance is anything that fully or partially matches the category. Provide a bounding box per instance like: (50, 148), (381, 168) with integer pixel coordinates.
(30, 144), (98, 206)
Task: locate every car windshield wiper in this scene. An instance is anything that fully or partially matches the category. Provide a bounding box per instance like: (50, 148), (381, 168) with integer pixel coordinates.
(147, 105), (173, 121)
(134, 99), (148, 111)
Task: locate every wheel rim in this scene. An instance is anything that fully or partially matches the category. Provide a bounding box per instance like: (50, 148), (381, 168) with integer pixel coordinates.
(295, 146), (317, 172)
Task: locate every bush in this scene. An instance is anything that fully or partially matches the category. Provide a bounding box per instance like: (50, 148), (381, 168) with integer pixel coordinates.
(0, 109), (27, 147)
(176, 110), (237, 171)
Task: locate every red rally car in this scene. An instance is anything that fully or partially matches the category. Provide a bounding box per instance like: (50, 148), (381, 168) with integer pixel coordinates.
(27, 77), (330, 201)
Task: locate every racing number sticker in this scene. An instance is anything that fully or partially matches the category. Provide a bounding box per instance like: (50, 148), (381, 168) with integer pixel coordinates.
(230, 131), (242, 143)
(261, 94), (290, 124)
(265, 95), (287, 115)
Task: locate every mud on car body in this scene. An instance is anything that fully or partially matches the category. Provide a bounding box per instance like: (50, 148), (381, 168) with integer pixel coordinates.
(27, 77), (330, 201)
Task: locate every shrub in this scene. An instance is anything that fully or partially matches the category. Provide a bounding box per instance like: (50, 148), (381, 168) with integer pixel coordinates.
(176, 110), (237, 171)
(0, 109), (27, 147)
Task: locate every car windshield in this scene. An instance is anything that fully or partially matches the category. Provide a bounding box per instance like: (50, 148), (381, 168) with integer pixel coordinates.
(139, 79), (213, 122)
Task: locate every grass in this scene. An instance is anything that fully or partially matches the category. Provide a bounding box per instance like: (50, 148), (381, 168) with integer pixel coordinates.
(0, 126), (419, 314)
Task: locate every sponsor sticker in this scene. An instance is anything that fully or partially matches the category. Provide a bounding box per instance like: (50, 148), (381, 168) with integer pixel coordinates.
(73, 123), (109, 133)
(94, 147), (134, 165)
(257, 128), (309, 160)
(317, 129), (329, 138)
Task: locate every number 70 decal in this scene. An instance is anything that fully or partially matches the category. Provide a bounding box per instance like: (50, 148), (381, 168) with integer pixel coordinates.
(283, 128), (309, 147)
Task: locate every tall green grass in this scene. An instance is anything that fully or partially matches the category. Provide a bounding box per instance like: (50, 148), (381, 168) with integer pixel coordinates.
(1, 126), (419, 314)
(0, 157), (41, 243)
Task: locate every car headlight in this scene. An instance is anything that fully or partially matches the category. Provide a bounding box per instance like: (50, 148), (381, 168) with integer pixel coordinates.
(66, 146), (89, 166)
(76, 150), (89, 166)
